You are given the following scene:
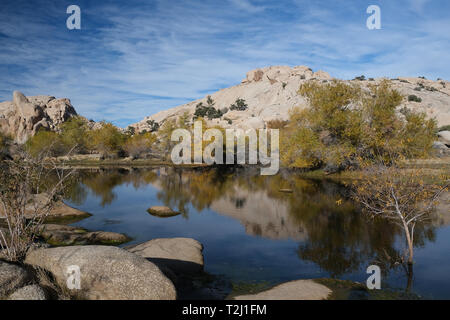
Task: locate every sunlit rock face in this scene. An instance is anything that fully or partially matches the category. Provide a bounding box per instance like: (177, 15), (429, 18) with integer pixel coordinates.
(131, 66), (450, 132)
(0, 91), (77, 143)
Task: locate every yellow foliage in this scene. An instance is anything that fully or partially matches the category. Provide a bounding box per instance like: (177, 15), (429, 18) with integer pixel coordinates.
(281, 80), (437, 169)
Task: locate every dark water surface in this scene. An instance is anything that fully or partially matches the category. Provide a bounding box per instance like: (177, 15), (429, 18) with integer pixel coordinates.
(63, 167), (450, 299)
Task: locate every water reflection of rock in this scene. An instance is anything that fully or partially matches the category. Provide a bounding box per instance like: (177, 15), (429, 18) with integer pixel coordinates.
(210, 187), (307, 240)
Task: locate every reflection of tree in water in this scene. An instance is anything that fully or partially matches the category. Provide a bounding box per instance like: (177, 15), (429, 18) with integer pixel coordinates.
(155, 167), (237, 217)
(65, 167), (437, 290)
(64, 168), (157, 207)
(287, 178), (437, 290)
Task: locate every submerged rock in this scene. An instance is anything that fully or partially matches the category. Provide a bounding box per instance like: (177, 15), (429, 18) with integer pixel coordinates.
(128, 238), (204, 274)
(233, 280), (331, 300)
(147, 206), (180, 218)
(24, 245), (177, 300)
(8, 285), (47, 300)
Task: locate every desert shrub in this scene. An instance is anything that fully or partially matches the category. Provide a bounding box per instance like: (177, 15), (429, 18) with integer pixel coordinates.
(0, 154), (72, 262)
(59, 116), (90, 153)
(0, 132), (12, 160)
(87, 122), (127, 158)
(408, 95), (422, 103)
(125, 126), (135, 136)
(26, 130), (66, 157)
(123, 132), (156, 159)
(438, 125), (450, 132)
(266, 119), (288, 129)
(146, 120), (160, 132)
(230, 98), (248, 111)
(157, 118), (179, 158)
(281, 80), (436, 169)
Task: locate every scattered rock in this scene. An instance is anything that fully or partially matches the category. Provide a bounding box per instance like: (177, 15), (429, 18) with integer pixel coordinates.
(233, 280), (332, 300)
(40, 224), (130, 246)
(433, 141), (450, 157)
(0, 194), (91, 221)
(128, 238), (204, 274)
(433, 141), (448, 149)
(0, 261), (31, 298)
(438, 131), (450, 146)
(147, 206), (180, 218)
(24, 245), (176, 300)
(8, 285), (47, 300)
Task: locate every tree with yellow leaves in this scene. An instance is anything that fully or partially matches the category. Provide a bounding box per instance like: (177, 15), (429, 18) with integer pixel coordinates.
(352, 166), (448, 266)
(281, 80), (437, 171)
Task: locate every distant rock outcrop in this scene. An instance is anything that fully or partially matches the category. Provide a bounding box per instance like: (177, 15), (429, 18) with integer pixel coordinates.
(131, 65), (450, 132)
(0, 91), (77, 144)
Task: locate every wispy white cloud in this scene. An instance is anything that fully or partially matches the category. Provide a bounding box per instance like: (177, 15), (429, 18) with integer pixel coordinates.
(0, 0), (449, 127)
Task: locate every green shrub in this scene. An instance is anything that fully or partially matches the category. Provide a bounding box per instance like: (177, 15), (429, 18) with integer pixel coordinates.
(59, 116), (90, 153)
(408, 95), (422, 103)
(230, 98), (248, 111)
(194, 96), (223, 120)
(26, 130), (66, 157)
(146, 120), (160, 132)
(438, 125), (450, 132)
(87, 122), (127, 158)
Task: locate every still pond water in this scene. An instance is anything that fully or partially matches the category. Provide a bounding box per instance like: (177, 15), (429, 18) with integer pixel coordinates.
(63, 167), (450, 299)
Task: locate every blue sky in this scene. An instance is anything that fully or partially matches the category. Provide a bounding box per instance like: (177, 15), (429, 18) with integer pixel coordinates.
(0, 0), (449, 127)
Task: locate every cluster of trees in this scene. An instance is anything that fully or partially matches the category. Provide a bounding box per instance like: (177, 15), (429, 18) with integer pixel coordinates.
(194, 96), (224, 120)
(229, 98), (248, 111)
(194, 96), (249, 120)
(280, 80), (437, 171)
(26, 117), (156, 159)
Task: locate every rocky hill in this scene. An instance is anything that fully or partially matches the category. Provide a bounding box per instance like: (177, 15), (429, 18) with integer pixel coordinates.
(131, 65), (450, 132)
(0, 91), (77, 144)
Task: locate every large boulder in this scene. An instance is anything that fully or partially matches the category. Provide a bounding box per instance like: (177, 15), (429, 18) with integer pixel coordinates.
(233, 280), (331, 300)
(127, 238), (204, 274)
(438, 131), (450, 146)
(8, 285), (47, 300)
(24, 245), (177, 300)
(0, 261), (31, 298)
(0, 194), (91, 221)
(130, 66), (450, 133)
(0, 91), (77, 144)
(40, 224), (130, 246)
